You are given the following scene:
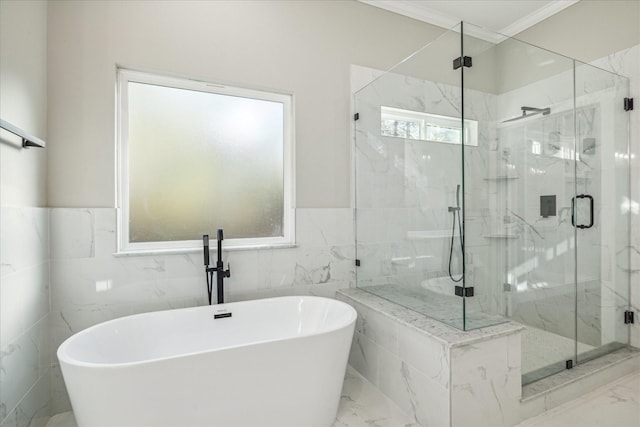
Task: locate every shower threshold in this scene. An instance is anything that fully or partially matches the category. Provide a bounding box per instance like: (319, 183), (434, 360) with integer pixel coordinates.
(522, 338), (629, 386)
(521, 345), (639, 404)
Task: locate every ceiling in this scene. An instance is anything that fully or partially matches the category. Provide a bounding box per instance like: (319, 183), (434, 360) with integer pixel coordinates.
(359, 0), (579, 37)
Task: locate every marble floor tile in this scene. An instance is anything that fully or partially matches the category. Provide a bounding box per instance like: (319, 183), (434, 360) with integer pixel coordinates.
(522, 325), (595, 376)
(516, 371), (640, 427)
(333, 366), (419, 427)
(46, 368), (639, 427)
(45, 366), (416, 427)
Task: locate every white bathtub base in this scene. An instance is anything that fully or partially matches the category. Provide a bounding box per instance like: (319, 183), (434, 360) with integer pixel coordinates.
(58, 297), (356, 427)
(65, 335), (350, 426)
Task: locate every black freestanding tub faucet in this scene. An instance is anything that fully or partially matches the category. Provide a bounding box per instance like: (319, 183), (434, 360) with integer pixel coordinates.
(203, 229), (231, 305)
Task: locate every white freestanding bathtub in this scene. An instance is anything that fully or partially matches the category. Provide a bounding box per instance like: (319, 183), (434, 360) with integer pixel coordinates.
(57, 296), (357, 427)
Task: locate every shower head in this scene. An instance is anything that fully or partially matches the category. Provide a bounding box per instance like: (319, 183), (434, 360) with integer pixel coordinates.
(522, 106), (550, 114)
(501, 106), (551, 123)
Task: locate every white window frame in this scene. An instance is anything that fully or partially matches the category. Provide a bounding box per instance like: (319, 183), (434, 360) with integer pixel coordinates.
(117, 69), (295, 254)
(381, 106), (478, 146)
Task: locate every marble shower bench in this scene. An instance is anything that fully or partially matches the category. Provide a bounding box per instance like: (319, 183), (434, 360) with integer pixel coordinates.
(336, 288), (640, 427)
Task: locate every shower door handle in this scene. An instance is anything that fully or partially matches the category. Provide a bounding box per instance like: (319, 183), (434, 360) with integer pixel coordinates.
(583, 194), (594, 229)
(571, 194), (594, 229)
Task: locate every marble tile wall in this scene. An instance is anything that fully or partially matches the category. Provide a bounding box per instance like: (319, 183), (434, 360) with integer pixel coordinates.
(450, 334), (522, 427)
(351, 45), (639, 402)
(345, 296), (451, 426)
(47, 207), (355, 414)
(588, 44), (640, 348)
(353, 65), (502, 329)
(0, 207), (51, 427)
(338, 288), (523, 427)
(352, 43), (639, 339)
(497, 66), (583, 339)
(495, 44), (639, 349)
(497, 56), (631, 344)
(501, 101), (608, 342)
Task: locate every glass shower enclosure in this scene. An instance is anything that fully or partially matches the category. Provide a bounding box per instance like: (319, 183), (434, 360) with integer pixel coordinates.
(354, 22), (631, 385)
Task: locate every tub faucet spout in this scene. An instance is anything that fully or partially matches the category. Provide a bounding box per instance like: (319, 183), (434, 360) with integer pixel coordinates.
(203, 229), (231, 305)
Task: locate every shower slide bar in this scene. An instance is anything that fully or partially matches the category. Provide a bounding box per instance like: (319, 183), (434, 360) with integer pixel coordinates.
(0, 118), (46, 148)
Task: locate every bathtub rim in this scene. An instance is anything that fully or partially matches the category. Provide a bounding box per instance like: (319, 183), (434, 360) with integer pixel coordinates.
(57, 295), (357, 369)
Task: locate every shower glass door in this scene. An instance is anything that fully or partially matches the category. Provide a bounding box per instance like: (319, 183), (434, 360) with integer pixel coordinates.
(460, 22), (630, 384)
(574, 61), (630, 366)
(461, 23), (578, 380)
(354, 22), (630, 367)
(354, 24), (474, 330)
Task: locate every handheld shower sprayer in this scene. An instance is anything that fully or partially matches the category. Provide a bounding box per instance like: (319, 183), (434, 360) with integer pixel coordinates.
(448, 184), (461, 212)
(448, 184), (463, 282)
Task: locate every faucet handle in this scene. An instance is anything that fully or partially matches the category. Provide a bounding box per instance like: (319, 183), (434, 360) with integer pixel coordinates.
(225, 263), (231, 278)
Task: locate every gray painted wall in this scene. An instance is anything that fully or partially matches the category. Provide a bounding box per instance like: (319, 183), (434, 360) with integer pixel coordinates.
(0, 2), (51, 426)
(46, 0), (445, 209)
(516, 0), (640, 62)
(45, 0), (639, 209)
(0, 0), (48, 207)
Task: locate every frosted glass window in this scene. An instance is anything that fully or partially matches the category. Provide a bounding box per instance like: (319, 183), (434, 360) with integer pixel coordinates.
(118, 70), (293, 252)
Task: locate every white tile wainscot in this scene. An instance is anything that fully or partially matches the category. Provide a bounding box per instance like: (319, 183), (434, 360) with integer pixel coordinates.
(48, 207), (355, 415)
(0, 207), (51, 427)
(337, 288), (524, 427)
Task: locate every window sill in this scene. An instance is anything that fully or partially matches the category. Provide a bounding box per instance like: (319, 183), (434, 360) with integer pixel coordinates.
(113, 243), (298, 257)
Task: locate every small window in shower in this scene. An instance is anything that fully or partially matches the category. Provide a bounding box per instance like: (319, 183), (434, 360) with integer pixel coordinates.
(381, 106), (478, 146)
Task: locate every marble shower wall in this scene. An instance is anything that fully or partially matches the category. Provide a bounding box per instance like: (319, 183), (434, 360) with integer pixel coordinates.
(352, 39), (639, 342)
(496, 67), (607, 346)
(589, 44), (640, 348)
(495, 44), (638, 349)
(353, 65), (501, 328)
(0, 208), (51, 427)
(48, 207), (355, 413)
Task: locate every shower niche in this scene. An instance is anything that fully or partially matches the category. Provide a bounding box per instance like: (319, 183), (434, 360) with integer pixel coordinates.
(353, 21), (631, 389)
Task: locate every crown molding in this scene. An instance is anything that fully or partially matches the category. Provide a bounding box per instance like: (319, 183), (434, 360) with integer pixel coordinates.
(359, 0), (580, 41)
(499, 0), (579, 37)
(359, 0), (460, 30)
